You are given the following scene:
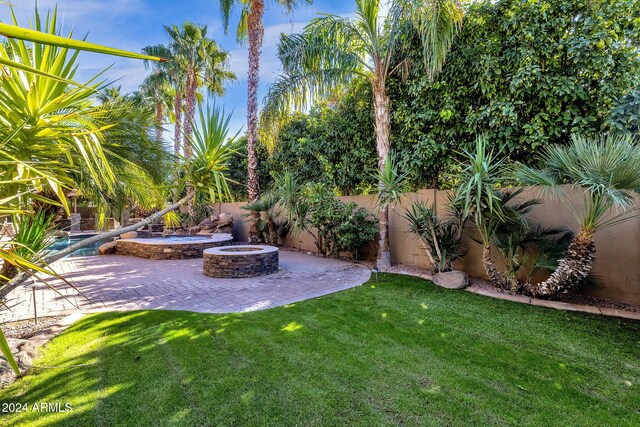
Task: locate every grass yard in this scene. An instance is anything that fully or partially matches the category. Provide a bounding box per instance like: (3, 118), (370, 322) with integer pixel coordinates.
(1, 274), (638, 426)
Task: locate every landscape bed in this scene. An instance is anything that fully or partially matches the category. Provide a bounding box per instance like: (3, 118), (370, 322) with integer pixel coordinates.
(0, 274), (637, 426)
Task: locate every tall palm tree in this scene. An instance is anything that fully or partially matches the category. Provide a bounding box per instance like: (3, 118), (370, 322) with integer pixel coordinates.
(516, 134), (640, 297)
(262, 0), (463, 267)
(142, 44), (187, 157)
(215, 0), (311, 243)
(164, 22), (236, 158)
(140, 70), (173, 147)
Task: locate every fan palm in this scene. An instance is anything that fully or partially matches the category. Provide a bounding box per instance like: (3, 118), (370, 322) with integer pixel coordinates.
(140, 70), (173, 147)
(162, 22), (235, 158)
(515, 134), (640, 296)
(143, 44), (187, 157)
(262, 0), (463, 268)
(214, 0), (312, 243)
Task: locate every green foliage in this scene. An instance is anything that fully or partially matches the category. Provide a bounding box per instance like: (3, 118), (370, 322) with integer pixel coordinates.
(451, 135), (508, 246)
(226, 135), (271, 201)
(241, 193), (283, 245)
(515, 134), (640, 234)
(403, 201), (464, 272)
(389, 0), (640, 188)
(305, 184), (377, 258)
(182, 104), (236, 204)
(0, 211), (57, 283)
(267, 80), (378, 195)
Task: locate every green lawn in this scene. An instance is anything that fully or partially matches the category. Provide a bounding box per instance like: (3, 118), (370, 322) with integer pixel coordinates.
(1, 274), (638, 426)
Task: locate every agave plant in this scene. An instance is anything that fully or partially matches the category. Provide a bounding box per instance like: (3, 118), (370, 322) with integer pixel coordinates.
(516, 134), (640, 296)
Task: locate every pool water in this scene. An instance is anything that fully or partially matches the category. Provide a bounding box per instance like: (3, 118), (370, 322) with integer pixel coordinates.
(47, 235), (102, 257)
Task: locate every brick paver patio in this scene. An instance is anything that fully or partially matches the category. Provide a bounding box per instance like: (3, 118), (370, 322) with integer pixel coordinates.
(1, 251), (371, 322)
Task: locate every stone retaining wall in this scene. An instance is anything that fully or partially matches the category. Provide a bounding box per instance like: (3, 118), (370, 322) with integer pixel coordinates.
(116, 239), (231, 260)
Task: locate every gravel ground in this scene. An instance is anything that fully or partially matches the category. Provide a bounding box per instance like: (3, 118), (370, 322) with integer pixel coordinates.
(468, 276), (640, 312)
(2, 315), (66, 340)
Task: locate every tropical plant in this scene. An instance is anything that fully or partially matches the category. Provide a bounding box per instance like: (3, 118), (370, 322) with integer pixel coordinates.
(215, 0), (313, 242)
(515, 134), (640, 297)
(0, 211), (56, 283)
(491, 218), (573, 293)
(242, 193), (283, 245)
(450, 135), (512, 286)
(262, 0), (463, 267)
(403, 201), (464, 273)
(0, 4), (162, 377)
(142, 44), (187, 157)
(388, 0), (640, 189)
(2, 104), (237, 298)
(140, 70), (173, 146)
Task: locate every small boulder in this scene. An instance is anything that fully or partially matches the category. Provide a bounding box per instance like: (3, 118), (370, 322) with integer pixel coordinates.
(119, 231), (138, 239)
(15, 350), (33, 367)
(432, 270), (468, 290)
(98, 241), (117, 255)
(215, 213), (233, 233)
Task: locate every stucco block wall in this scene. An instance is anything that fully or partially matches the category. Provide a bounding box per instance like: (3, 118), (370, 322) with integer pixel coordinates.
(213, 187), (640, 305)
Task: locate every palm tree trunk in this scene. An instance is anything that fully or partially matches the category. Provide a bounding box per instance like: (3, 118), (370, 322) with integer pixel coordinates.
(173, 91), (183, 157)
(246, 0), (264, 244)
(155, 102), (164, 143)
(373, 79), (392, 269)
(527, 228), (595, 297)
(0, 192), (196, 301)
(183, 66), (198, 217)
(482, 246), (510, 290)
(183, 66), (196, 159)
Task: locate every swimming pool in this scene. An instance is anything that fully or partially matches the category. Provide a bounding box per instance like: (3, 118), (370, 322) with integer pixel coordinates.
(47, 234), (103, 257)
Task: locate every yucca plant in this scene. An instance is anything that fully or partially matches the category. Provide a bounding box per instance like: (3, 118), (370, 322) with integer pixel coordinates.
(516, 134), (640, 296)
(451, 135), (513, 286)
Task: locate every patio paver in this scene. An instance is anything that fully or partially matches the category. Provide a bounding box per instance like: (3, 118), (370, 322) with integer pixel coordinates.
(1, 251), (371, 322)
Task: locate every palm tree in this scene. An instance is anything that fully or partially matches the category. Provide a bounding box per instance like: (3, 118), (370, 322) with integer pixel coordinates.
(262, 0), (463, 268)
(140, 70), (173, 147)
(142, 44), (187, 157)
(215, 0), (312, 243)
(164, 22), (235, 157)
(516, 134), (640, 297)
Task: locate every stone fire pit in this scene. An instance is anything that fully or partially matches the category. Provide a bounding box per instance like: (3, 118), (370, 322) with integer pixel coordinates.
(203, 245), (279, 278)
(116, 234), (233, 260)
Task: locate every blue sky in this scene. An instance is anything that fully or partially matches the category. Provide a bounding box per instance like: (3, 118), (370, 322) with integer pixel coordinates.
(2, 0), (355, 135)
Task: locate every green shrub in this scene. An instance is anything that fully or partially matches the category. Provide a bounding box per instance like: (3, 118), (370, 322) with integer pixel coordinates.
(305, 184), (377, 258)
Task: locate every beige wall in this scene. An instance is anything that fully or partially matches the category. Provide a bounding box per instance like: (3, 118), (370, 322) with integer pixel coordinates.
(214, 187), (640, 305)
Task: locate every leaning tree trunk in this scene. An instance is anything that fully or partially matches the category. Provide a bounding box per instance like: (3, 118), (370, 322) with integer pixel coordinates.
(173, 91), (183, 157)
(245, 0), (264, 244)
(183, 66), (198, 217)
(155, 102), (164, 144)
(527, 228), (596, 297)
(373, 77), (392, 269)
(0, 193), (196, 301)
